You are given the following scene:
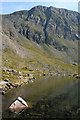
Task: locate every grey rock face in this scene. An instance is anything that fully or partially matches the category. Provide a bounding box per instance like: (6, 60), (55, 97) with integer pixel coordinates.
(2, 5), (79, 63)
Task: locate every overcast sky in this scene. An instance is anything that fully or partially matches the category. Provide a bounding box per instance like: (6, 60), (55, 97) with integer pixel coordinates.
(0, 0), (79, 14)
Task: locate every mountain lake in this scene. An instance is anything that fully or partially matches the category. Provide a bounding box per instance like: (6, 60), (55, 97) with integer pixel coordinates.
(2, 76), (79, 119)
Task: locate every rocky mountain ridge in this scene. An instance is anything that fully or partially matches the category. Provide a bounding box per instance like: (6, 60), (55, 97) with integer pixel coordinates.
(1, 5), (79, 77)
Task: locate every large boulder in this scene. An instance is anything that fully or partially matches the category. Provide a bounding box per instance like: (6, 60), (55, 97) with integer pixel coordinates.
(9, 97), (28, 113)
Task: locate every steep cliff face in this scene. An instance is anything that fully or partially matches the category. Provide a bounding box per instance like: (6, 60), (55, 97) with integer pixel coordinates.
(2, 6), (78, 42)
(1, 5), (79, 73)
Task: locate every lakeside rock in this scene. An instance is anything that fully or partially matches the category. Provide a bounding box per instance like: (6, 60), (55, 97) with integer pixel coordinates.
(1, 65), (77, 95)
(27, 74), (33, 77)
(1, 67), (35, 95)
(72, 74), (80, 79)
(9, 97), (28, 114)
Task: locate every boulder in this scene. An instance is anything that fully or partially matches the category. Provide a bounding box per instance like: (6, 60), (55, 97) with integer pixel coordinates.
(9, 97), (28, 113)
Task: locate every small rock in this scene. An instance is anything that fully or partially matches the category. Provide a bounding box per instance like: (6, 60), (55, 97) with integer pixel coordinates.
(4, 79), (9, 82)
(0, 81), (8, 86)
(73, 74), (78, 77)
(17, 76), (23, 79)
(3, 68), (7, 72)
(11, 83), (15, 87)
(29, 80), (34, 83)
(64, 74), (66, 76)
(24, 77), (28, 80)
(18, 72), (22, 75)
(24, 67), (27, 69)
(23, 75), (27, 77)
(2, 91), (5, 95)
(27, 74), (33, 77)
(11, 70), (17, 74)
(7, 69), (11, 72)
(43, 73), (46, 76)
(6, 83), (11, 88)
(73, 74), (80, 79)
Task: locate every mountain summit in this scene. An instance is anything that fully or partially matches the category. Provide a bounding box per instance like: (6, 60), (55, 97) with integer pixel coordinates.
(1, 5), (79, 75)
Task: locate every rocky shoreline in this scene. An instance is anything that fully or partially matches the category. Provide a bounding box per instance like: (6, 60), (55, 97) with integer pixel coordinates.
(0, 67), (79, 95)
(0, 72), (58, 95)
(0, 67), (36, 95)
(0, 78), (35, 95)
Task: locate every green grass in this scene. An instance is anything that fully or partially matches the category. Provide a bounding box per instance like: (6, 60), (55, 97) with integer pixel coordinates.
(2, 36), (78, 85)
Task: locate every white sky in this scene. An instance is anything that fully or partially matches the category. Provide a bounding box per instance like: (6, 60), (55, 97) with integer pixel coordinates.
(0, 0), (79, 2)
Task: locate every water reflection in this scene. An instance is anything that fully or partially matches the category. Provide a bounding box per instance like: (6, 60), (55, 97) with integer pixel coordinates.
(2, 76), (78, 119)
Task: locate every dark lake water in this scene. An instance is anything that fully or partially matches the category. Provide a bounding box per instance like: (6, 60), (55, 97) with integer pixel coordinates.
(2, 76), (79, 119)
